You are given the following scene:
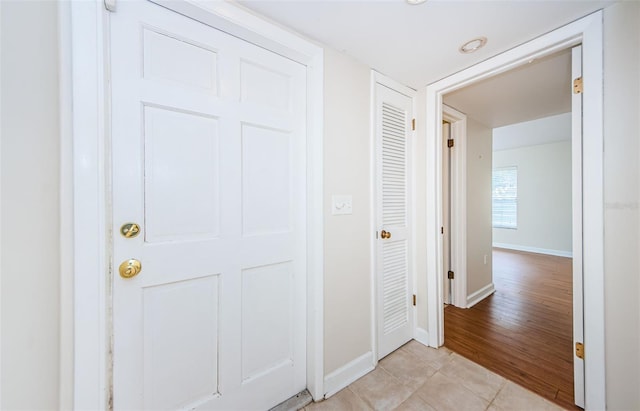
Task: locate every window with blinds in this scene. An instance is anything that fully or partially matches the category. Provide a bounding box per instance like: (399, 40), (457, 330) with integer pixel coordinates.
(492, 166), (517, 229)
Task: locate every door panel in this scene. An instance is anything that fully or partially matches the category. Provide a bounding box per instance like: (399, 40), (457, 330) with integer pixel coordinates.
(143, 105), (221, 242)
(142, 276), (220, 410)
(241, 262), (293, 380)
(241, 124), (292, 235)
(375, 83), (414, 359)
(111, 2), (306, 409)
(142, 27), (219, 93)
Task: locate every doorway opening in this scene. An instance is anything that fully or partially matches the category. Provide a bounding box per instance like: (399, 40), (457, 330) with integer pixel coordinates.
(424, 11), (604, 410)
(440, 48), (577, 408)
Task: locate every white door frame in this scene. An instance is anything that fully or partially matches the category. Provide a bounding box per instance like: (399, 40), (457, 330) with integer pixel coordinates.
(68, 1), (324, 408)
(425, 11), (605, 410)
(442, 104), (467, 308)
(571, 45), (585, 408)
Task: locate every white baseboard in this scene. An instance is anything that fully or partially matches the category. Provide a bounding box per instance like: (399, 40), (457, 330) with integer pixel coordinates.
(466, 283), (496, 308)
(413, 327), (430, 347)
(323, 351), (374, 398)
(493, 243), (572, 258)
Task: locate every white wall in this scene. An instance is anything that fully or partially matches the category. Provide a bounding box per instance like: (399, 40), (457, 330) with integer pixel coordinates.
(322, 48), (372, 376)
(466, 118), (493, 296)
(603, 2), (640, 409)
(493, 112), (572, 151)
(492, 138), (573, 256)
(0, 1), (61, 408)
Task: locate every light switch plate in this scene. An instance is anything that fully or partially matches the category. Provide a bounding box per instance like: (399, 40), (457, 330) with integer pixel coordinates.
(332, 195), (353, 215)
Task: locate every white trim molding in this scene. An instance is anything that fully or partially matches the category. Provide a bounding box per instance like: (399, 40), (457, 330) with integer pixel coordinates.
(580, 13), (605, 410)
(0, 3), (3, 407)
(413, 328), (430, 347)
(570, 44), (585, 408)
(70, 2), (109, 409)
(372, 70), (417, 97)
(424, 11), (605, 410)
(305, 50), (325, 402)
(493, 243), (573, 258)
(442, 104), (467, 310)
(323, 352), (375, 399)
(466, 283), (496, 308)
(70, 0), (324, 407)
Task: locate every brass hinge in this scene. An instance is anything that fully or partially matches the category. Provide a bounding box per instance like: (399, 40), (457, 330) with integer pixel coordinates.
(573, 77), (583, 94)
(447, 139), (454, 148)
(576, 342), (584, 359)
(447, 270), (454, 279)
(411, 118), (416, 131)
(412, 294), (417, 306)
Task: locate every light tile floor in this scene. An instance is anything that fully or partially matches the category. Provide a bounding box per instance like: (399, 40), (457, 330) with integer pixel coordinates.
(304, 341), (565, 411)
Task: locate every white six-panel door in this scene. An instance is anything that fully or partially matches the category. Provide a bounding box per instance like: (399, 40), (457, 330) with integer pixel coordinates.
(110, 2), (307, 409)
(375, 81), (414, 359)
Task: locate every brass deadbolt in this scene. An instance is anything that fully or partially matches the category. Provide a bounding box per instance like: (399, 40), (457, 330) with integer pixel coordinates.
(119, 259), (142, 279)
(120, 223), (141, 238)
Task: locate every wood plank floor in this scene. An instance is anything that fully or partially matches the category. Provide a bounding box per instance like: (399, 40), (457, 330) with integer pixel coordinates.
(444, 248), (579, 410)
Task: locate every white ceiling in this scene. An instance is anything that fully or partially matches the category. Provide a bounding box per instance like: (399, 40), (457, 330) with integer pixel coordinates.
(238, 0), (615, 127)
(443, 48), (572, 128)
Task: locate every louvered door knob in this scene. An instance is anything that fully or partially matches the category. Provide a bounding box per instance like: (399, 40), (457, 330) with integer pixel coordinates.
(381, 230), (391, 239)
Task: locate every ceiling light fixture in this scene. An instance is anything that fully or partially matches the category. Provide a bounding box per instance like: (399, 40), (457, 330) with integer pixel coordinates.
(406, 0), (427, 5)
(459, 37), (488, 54)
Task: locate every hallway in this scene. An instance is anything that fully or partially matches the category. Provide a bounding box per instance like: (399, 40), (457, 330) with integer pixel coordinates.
(304, 340), (563, 410)
(444, 248), (576, 409)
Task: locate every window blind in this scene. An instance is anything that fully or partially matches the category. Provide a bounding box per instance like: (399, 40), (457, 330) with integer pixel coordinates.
(492, 166), (517, 229)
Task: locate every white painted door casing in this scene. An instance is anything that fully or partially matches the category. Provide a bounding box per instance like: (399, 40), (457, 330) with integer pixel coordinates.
(571, 44), (585, 409)
(111, 2), (307, 409)
(441, 104), (468, 311)
(442, 121), (451, 305)
(425, 12), (604, 409)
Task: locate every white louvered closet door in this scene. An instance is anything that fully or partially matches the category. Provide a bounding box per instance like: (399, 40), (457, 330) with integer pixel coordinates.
(375, 82), (414, 359)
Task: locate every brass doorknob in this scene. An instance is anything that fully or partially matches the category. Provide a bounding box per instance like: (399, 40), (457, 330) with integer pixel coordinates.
(381, 230), (391, 239)
(119, 259), (142, 279)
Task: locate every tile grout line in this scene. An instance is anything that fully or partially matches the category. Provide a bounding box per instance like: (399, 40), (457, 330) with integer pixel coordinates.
(346, 384), (374, 411)
(485, 379), (508, 410)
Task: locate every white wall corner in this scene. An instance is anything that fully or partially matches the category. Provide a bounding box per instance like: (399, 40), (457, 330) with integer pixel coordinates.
(466, 283), (496, 308)
(322, 352), (374, 399)
(413, 328), (430, 347)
